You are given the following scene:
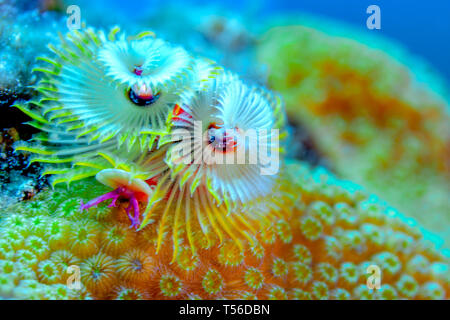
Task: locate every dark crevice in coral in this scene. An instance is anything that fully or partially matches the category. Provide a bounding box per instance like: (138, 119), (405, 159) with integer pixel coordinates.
(0, 127), (48, 204)
(0, 91), (48, 207)
(286, 118), (331, 170)
(0, 91), (40, 140)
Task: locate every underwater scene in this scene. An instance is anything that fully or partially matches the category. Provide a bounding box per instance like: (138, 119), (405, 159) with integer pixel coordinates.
(0, 0), (448, 301)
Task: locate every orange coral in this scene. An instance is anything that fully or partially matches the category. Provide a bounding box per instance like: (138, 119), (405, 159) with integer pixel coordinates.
(0, 160), (448, 300)
(256, 25), (450, 246)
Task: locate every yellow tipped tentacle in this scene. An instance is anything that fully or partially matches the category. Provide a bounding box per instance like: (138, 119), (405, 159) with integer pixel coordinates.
(96, 152), (118, 168)
(66, 169), (99, 185)
(108, 26), (121, 41)
(139, 174), (171, 229)
(28, 157), (74, 165)
(199, 190), (224, 245)
(86, 28), (102, 46)
(184, 187), (196, 255)
(233, 210), (258, 235)
(36, 56), (62, 68)
(72, 160), (106, 170)
(75, 126), (100, 139)
(127, 30), (156, 41)
(11, 104), (49, 124)
(193, 191), (214, 248)
(156, 183), (178, 253)
(214, 199), (257, 247)
(170, 187), (185, 263)
(14, 144), (55, 156)
(206, 194), (243, 251)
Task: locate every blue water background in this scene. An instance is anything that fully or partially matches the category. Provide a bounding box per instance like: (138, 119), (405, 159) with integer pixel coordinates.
(106, 0), (450, 82)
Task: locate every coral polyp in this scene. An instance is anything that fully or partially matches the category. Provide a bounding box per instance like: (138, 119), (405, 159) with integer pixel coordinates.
(115, 249), (154, 283)
(0, 161), (448, 300)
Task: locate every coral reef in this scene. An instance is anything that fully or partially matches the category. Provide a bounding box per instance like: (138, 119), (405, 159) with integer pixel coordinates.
(198, 14), (254, 53)
(256, 25), (450, 246)
(0, 160), (448, 300)
(0, 0), (67, 207)
(0, 128), (47, 207)
(3, 20), (449, 301)
(0, 0), (64, 104)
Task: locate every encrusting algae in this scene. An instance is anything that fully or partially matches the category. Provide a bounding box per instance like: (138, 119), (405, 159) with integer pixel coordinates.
(256, 25), (450, 246)
(0, 26), (448, 300)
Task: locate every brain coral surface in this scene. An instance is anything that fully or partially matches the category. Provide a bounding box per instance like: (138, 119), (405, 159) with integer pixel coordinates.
(257, 25), (450, 247)
(0, 161), (448, 300)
